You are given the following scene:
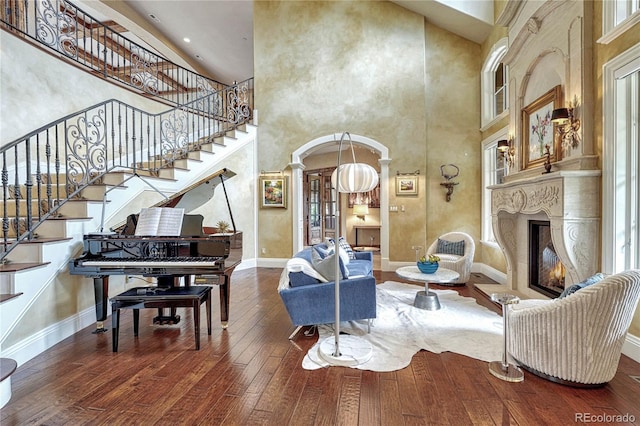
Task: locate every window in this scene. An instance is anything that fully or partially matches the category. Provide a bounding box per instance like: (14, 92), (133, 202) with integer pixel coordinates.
(481, 38), (509, 128)
(494, 63), (507, 116)
(600, 0), (640, 44)
(603, 45), (640, 273)
(481, 131), (508, 243)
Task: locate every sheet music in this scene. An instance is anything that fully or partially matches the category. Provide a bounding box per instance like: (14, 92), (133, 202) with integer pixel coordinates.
(134, 208), (185, 236)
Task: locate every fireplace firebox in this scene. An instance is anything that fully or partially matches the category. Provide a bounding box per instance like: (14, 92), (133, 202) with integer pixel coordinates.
(529, 220), (566, 298)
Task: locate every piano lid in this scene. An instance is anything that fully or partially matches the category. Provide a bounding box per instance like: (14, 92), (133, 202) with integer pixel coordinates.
(154, 168), (236, 212)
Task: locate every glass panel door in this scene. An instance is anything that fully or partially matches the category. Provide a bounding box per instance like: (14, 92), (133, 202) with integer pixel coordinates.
(307, 175), (322, 245)
(323, 173), (336, 240)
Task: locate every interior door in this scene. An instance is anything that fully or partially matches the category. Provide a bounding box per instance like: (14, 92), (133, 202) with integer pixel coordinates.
(307, 175), (322, 245)
(322, 173), (336, 240)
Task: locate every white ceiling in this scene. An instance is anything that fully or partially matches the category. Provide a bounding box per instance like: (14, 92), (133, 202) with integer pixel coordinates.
(117, 0), (492, 85)
(124, 0), (254, 85)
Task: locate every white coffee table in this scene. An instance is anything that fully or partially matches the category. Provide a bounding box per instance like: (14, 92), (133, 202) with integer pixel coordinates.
(395, 266), (460, 310)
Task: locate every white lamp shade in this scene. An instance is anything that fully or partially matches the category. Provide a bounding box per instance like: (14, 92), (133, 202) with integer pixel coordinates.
(331, 163), (379, 193)
(352, 204), (369, 216)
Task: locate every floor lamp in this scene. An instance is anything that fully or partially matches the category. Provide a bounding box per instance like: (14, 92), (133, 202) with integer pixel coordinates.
(317, 131), (378, 367)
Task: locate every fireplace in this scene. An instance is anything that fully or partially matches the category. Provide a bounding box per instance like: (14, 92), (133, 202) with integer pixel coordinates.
(489, 170), (601, 298)
(529, 220), (565, 298)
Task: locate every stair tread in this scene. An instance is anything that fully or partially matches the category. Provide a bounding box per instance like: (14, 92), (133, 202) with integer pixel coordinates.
(0, 262), (50, 272)
(0, 293), (23, 304)
(8, 237), (73, 244)
(36, 216), (92, 221)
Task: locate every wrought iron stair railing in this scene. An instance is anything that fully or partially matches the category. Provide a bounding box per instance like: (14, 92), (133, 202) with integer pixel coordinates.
(0, 78), (253, 261)
(1, 0), (227, 106)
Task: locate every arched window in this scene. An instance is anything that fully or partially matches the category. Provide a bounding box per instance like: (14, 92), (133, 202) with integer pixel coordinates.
(481, 38), (509, 128)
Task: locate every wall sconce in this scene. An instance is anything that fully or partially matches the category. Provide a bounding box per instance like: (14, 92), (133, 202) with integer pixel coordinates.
(353, 204), (369, 221)
(439, 164), (459, 202)
(497, 138), (515, 169)
(551, 102), (581, 150)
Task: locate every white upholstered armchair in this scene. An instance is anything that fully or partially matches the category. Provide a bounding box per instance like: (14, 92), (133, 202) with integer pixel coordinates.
(426, 232), (475, 284)
(507, 270), (640, 387)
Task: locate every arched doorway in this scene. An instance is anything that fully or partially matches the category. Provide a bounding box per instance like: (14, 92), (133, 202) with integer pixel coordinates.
(290, 133), (391, 271)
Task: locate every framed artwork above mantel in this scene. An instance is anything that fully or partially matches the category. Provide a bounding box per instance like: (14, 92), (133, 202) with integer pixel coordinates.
(521, 85), (563, 170)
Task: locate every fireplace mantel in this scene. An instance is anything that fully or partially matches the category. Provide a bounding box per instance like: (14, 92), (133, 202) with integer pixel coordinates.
(489, 170), (601, 297)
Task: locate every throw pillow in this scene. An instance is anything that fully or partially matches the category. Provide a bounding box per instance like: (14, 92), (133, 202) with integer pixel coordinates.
(311, 247), (348, 281)
(324, 244), (350, 265)
(436, 238), (465, 256)
(558, 272), (606, 298)
(328, 236), (356, 260)
(316, 243), (350, 265)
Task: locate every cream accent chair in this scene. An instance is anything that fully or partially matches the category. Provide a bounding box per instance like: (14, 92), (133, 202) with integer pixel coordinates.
(426, 232), (475, 285)
(507, 270), (640, 387)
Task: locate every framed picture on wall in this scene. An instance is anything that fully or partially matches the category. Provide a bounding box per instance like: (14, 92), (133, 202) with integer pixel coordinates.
(522, 85), (563, 170)
(348, 182), (381, 208)
(260, 176), (288, 208)
(396, 175), (418, 195)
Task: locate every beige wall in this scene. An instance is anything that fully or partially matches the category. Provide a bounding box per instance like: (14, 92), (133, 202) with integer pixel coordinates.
(254, 1), (481, 263)
(423, 22), (482, 247)
(592, 1), (640, 336)
(0, 32), (168, 145)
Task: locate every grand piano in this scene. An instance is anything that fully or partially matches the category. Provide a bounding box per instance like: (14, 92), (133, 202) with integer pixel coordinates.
(69, 168), (242, 333)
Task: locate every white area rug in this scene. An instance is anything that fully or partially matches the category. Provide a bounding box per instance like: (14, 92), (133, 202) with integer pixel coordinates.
(302, 281), (504, 371)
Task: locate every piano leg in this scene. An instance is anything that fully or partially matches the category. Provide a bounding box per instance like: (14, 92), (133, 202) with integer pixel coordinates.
(153, 275), (181, 325)
(111, 306), (120, 352)
(219, 274), (230, 329)
(92, 276), (109, 334)
(206, 288), (212, 335)
(193, 298), (200, 350)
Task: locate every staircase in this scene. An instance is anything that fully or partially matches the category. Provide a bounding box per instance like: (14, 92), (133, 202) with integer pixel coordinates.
(0, 0), (257, 407)
(0, 121), (256, 340)
(0, 122), (256, 409)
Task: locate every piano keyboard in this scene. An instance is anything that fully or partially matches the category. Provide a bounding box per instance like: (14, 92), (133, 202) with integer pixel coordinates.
(81, 257), (220, 268)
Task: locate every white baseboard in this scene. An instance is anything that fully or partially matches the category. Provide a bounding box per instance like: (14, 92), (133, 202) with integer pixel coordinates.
(234, 259), (257, 270)
(3, 306), (96, 367)
(622, 333), (640, 363)
(474, 263), (506, 284)
(256, 258), (288, 269)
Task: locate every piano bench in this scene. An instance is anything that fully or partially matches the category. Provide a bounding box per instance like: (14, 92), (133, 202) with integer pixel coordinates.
(110, 286), (212, 352)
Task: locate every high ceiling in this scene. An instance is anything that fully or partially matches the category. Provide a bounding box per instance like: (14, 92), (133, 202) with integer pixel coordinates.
(93, 1), (493, 85)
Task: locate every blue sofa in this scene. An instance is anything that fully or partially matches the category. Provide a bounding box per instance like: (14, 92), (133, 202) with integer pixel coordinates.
(278, 243), (377, 328)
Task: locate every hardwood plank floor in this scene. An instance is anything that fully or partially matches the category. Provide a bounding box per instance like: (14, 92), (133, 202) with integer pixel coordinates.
(2, 268), (639, 425)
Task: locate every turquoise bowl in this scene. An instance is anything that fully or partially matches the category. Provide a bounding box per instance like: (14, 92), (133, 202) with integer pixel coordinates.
(417, 261), (439, 274)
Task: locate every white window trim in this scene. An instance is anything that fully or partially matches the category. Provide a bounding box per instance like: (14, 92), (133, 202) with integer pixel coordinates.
(602, 43), (640, 273)
(480, 109), (509, 132)
(599, 0), (640, 45)
(481, 126), (509, 245)
(481, 37), (509, 128)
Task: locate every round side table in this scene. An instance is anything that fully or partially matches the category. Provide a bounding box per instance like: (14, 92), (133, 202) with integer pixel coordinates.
(395, 266), (459, 311)
(488, 293), (524, 382)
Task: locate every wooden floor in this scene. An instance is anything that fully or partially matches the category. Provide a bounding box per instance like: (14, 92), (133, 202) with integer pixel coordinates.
(2, 268), (640, 425)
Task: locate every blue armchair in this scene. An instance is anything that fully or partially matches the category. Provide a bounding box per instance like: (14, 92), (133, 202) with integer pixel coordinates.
(278, 244), (377, 338)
